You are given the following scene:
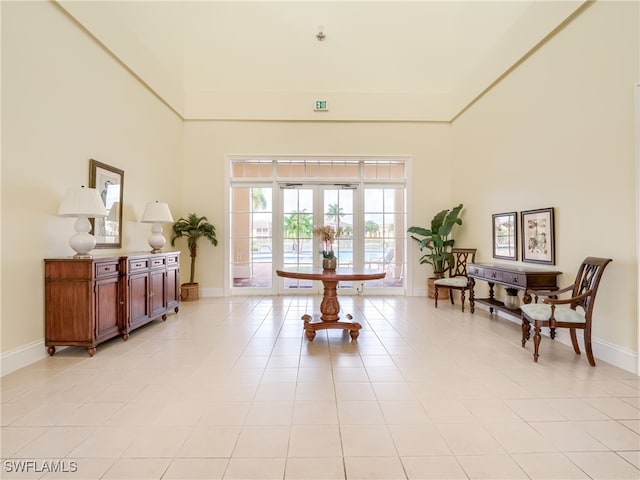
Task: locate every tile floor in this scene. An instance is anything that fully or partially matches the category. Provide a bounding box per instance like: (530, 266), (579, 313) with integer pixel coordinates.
(1, 295), (639, 479)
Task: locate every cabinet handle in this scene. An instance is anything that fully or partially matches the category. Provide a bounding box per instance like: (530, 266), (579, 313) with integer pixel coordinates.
(512, 275), (518, 283)
(491, 272), (496, 278)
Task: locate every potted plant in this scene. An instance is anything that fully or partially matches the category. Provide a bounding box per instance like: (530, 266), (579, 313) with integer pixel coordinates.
(407, 204), (464, 297)
(170, 213), (218, 301)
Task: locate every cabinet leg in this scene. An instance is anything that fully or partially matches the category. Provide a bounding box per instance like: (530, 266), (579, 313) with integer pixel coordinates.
(47, 346), (56, 356)
(162, 314), (167, 321)
(174, 307), (179, 313)
(122, 332), (129, 341)
(87, 348), (96, 357)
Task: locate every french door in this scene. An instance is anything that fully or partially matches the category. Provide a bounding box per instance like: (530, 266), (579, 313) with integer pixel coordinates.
(279, 184), (357, 294)
(229, 156), (407, 295)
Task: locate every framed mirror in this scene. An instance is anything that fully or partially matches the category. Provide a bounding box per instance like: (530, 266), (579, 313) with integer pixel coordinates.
(89, 159), (124, 248)
(492, 212), (517, 260)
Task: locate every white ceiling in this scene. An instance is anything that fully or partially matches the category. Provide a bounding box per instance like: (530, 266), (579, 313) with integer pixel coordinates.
(57, 0), (589, 121)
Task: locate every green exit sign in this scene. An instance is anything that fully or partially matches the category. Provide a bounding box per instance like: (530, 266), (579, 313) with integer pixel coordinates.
(314, 100), (328, 111)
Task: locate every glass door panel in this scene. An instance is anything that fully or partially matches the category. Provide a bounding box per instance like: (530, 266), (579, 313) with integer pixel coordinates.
(322, 187), (355, 290)
(231, 187), (272, 289)
(282, 188), (314, 290)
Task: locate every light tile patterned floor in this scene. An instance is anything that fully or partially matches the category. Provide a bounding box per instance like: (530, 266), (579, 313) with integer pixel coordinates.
(1, 295), (639, 479)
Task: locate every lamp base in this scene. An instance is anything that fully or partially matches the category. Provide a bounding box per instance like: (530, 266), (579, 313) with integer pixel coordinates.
(148, 223), (166, 253)
(69, 216), (97, 257)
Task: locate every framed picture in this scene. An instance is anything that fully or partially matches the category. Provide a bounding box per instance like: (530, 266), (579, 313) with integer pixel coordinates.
(89, 159), (124, 248)
(521, 207), (555, 264)
(492, 212), (517, 260)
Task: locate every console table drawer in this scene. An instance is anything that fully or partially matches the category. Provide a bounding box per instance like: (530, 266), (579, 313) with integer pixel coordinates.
(469, 265), (484, 277)
(504, 272), (526, 287)
(95, 262), (120, 278)
(484, 268), (501, 281)
(150, 257), (166, 268)
(129, 259), (150, 271)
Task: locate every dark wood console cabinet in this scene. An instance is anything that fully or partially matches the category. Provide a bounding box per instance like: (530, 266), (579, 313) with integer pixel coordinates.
(468, 262), (561, 316)
(45, 252), (180, 356)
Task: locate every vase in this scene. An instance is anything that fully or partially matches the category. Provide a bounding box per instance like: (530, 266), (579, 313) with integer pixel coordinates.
(323, 257), (337, 271)
(504, 291), (520, 310)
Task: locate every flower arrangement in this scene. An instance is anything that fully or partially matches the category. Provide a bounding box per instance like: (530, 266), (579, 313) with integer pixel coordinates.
(313, 225), (343, 259)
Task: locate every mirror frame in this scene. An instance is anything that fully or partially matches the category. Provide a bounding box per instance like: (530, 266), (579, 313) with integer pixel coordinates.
(492, 211), (517, 261)
(89, 159), (124, 249)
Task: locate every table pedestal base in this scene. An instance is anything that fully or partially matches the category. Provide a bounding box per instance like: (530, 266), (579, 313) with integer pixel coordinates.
(301, 313), (361, 341)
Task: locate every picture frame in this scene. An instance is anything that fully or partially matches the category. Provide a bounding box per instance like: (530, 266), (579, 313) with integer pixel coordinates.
(521, 207), (555, 264)
(89, 159), (124, 249)
(492, 212), (517, 260)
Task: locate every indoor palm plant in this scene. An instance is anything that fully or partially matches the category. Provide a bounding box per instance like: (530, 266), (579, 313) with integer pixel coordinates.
(407, 203), (464, 279)
(170, 213), (218, 301)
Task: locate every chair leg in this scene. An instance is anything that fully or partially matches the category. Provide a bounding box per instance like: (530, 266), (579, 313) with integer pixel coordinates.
(434, 286), (439, 308)
(569, 328), (581, 354)
(460, 289), (466, 312)
(533, 322), (542, 362)
(584, 330), (596, 367)
(449, 289), (454, 305)
(521, 318), (530, 347)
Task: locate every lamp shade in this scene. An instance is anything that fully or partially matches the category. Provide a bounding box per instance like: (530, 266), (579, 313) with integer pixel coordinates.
(141, 201), (174, 224)
(107, 201), (120, 222)
(57, 186), (108, 218)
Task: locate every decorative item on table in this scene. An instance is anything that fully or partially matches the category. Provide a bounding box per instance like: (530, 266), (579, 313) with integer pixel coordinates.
(141, 201), (174, 253)
(57, 185), (108, 258)
(504, 287), (520, 310)
(313, 225), (343, 270)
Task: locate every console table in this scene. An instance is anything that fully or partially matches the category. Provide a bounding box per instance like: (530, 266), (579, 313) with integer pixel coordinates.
(45, 252), (180, 356)
(468, 262), (561, 315)
(275, 267), (385, 340)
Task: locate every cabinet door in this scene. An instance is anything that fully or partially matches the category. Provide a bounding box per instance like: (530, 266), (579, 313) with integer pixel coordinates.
(166, 266), (179, 311)
(94, 276), (120, 341)
(129, 272), (150, 328)
(149, 269), (166, 318)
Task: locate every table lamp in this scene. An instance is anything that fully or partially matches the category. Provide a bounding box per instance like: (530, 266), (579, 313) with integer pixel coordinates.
(141, 201), (174, 253)
(57, 185), (108, 257)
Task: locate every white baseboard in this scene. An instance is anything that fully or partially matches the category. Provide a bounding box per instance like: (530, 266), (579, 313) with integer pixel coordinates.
(0, 338), (65, 377)
(199, 287), (224, 297)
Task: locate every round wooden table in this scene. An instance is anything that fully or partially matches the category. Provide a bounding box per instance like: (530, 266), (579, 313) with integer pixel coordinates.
(275, 267), (386, 340)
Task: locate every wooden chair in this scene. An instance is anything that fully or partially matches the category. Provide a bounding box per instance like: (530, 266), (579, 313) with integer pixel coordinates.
(434, 248), (477, 312)
(520, 257), (612, 366)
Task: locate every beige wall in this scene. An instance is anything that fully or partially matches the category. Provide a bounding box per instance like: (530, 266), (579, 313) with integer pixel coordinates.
(1, 1), (638, 371)
(1, 2), (183, 353)
(452, 1), (639, 352)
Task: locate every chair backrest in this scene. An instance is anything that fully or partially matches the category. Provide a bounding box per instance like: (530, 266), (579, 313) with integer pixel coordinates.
(448, 248), (477, 278)
(385, 249), (394, 262)
(571, 257), (612, 316)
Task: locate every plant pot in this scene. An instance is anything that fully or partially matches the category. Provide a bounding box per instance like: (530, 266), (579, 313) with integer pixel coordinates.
(180, 282), (199, 301)
(322, 257), (337, 271)
(427, 277), (449, 299)
(504, 291), (520, 310)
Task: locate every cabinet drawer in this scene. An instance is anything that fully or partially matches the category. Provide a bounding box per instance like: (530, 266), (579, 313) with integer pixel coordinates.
(150, 257), (166, 268)
(129, 259), (150, 271)
(166, 254), (179, 266)
(95, 262), (120, 278)
(469, 265), (484, 277)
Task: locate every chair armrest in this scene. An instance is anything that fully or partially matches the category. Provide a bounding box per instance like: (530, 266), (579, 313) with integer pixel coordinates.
(543, 289), (593, 306)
